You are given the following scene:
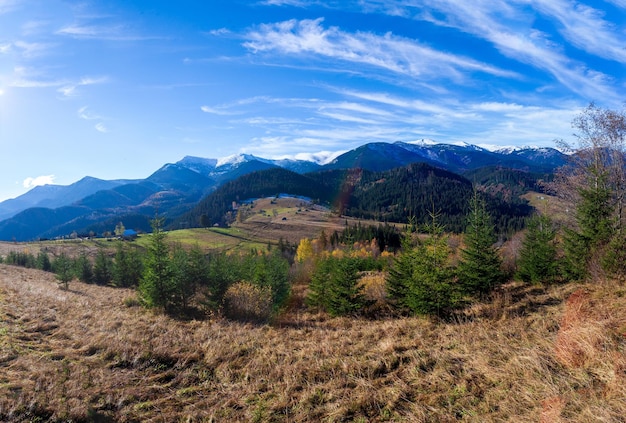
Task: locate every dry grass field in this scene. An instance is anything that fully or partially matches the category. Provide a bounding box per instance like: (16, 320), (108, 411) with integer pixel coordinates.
(1, 261), (625, 422)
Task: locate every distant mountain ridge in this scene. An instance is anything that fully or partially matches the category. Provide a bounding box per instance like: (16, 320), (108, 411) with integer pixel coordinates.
(0, 140), (565, 241)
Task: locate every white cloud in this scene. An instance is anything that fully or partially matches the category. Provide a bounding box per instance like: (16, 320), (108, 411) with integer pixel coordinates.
(0, 0), (19, 14)
(56, 23), (163, 41)
(606, 0), (626, 8)
(95, 123), (108, 133)
(13, 40), (54, 58)
(530, 0), (626, 64)
(58, 76), (107, 97)
(78, 106), (100, 120)
(206, 28), (231, 36)
(352, 0), (621, 103)
(11, 78), (64, 88)
(273, 150), (344, 165)
(200, 105), (239, 115)
(23, 175), (55, 189)
(471, 102), (526, 112)
(243, 18), (519, 83)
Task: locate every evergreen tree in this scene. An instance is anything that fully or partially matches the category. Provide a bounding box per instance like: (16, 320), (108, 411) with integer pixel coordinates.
(113, 243), (143, 288)
(74, 252), (93, 283)
(183, 245), (209, 307)
(169, 245), (191, 310)
(386, 230), (415, 311)
(139, 216), (174, 311)
(325, 256), (367, 316)
(53, 253), (73, 290)
(307, 255), (367, 316)
(204, 253), (238, 310)
(404, 215), (459, 316)
(554, 103), (626, 280)
(602, 235), (626, 282)
(457, 192), (504, 297)
(306, 256), (335, 310)
(93, 250), (113, 285)
(36, 250), (52, 272)
(562, 173), (614, 280)
(252, 251), (291, 309)
(517, 214), (557, 284)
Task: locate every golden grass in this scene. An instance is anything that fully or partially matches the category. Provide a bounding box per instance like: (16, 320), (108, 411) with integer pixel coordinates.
(0, 263), (625, 422)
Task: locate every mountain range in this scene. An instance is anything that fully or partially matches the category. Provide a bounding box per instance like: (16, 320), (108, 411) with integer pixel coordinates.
(0, 141), (566, 241)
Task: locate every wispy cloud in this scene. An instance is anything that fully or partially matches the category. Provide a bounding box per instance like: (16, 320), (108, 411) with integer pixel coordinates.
(57, 24), (124, 40)
(78, 106), (107, 132)
(77, 106), (101, 120)
(354, 0), (620, 103)
(58, 76), (107, 97)
(57, 23), (164, 41)
(243, 18), (519, 83)
(530, 0), (626, 64)
(606, 0), (626, 8)
(11, 78), (64, 88)
(206, 28), (231, 36)
(200, 105), (240, 116)
(23, 175), (55, 189)
(0, 0), (19, 14)
(13, 40), (55, 58)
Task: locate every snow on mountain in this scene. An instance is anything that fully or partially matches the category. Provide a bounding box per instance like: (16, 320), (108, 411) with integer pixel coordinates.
(407, 138), (486, 151)
(216, 153), (264, 168)
(178, 156), (218, 173)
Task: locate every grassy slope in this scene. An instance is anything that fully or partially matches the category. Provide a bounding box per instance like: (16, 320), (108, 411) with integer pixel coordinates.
(1, 196), (625, 422)
(1, 264), (625, 422)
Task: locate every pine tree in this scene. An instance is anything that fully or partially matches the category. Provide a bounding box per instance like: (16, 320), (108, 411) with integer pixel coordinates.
(386, 230), (415, 311)
(139, 216), (174, 311)
(74, 252), (93, 283)
(36, 250), (52, 272)
(516, 214), (557, 284)
(93, 250), (113, 285)
(113, 243), (143, 288)
(325, 256), (367, 316)
(53, 253), (73, 290)
(553, 103), (626, 281)
(404, 214), (459, 316)
(562, 173), (614, 280)
(457, 192), (504, 297)
(306, 256), (334, 310)
(183, 245), (209, 306)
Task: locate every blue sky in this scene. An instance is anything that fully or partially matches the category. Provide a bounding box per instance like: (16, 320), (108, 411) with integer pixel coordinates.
(1, 0), (625, 201)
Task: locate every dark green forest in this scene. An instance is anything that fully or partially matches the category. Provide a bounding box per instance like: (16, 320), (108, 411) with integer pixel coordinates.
(179, 162), (537, 235)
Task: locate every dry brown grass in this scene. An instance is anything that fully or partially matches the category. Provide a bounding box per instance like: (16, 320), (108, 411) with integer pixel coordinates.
(1, 264), (625, 422)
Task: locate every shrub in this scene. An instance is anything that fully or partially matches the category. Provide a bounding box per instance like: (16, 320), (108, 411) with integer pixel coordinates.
(223, 281), (273, 321)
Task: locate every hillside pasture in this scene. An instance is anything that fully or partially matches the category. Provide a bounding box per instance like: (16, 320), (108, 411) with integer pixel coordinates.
(1, 263), (625, 422)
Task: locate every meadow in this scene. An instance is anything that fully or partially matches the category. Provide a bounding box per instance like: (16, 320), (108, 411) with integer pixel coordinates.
(0, 197), (625, 422)
(1, 263), (625, 422)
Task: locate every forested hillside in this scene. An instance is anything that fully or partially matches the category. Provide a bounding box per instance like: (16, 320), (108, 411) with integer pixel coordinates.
(178, 168), (332, 228)
(181, 162), (535, 234)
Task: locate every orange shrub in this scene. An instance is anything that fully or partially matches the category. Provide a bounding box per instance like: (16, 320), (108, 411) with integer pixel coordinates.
(223, 281), (273, 322)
